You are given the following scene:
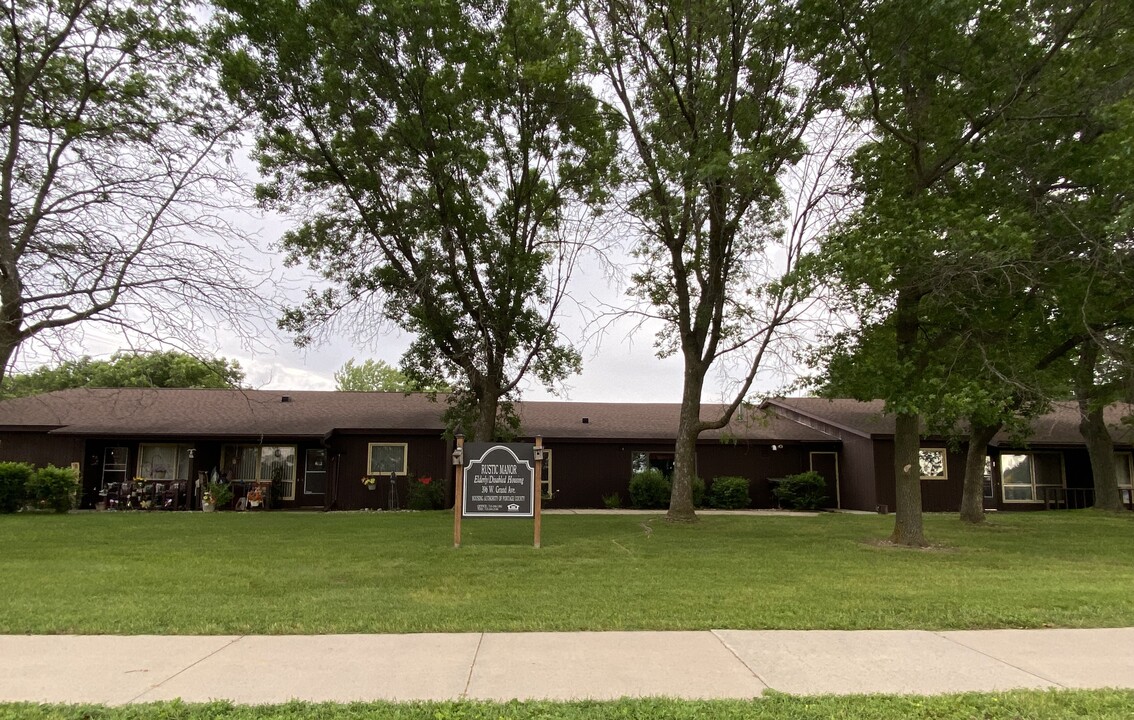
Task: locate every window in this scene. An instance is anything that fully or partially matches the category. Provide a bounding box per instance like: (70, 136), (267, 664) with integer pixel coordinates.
(1116, 453), (1132, 506)
(137, 444), (192, 481)
(982, 456), (994, 500)
(631, 451), (677, 478)
(305, 449), (327, 495)
(1001, 453), (1064, 503)
(918, 449), (948, 480)
(540, 448), (553, 499)
(368, 443), (407, 475)
(222, 445), (297, 500)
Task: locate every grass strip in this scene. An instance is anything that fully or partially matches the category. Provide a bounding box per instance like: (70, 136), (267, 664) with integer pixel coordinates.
(3, 690), (1134, 719)
(1, 510), (1132, 633)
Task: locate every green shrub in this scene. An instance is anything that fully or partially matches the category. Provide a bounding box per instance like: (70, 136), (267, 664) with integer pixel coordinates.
(601, 492), (622, 509)
(629, 468), (670, 509)
(691, 476), (705, 508)
(406, 475), (445, 510)
(0, 462), (33, 513)
(26, 465), (78, 513)
(773, 471), (829, 511)
(204, 481), (234, 509)
(708, 476), (750, 509)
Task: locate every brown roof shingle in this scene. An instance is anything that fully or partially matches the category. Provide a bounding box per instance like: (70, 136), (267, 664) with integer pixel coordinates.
(764, 397), (1134, 447)
(0, 388), (836, 443)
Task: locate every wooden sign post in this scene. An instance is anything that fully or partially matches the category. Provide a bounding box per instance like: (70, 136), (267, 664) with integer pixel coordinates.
(452, 434), (464, 548)
(533, 435), (543, 549)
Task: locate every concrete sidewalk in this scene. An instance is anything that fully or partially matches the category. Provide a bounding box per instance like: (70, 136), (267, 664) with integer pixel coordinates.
(2, 629), (1132, 705)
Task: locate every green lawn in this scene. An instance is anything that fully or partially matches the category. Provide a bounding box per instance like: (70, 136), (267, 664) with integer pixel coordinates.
(4, 692), (1134, 720)
(1, 510), (1132, 634)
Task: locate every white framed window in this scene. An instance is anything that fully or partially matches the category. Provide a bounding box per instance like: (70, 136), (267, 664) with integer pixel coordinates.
(1001, 453), (1064, 503)
(368, 443), (407, 475)
(137, 444), (192, 481)
(918, 449), (948, 480)
(1116, 452), (1132, 505)
(541, 448), (553, 499)
(222, 445), (298, 500)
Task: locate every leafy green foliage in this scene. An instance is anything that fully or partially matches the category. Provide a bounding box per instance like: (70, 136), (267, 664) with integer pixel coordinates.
(333, 358), (446, 393)
(579, 0), (834, 518)
(801, 0), (1134, 541)
(628, 468), (670, 509)
(215, 0), (619, 440)
(1, 352), (245, 399)
(24, 466), (78, 514)
(406, 476), (445, 511)
(773, 471), (828, 511)
(0, 462), (33, 513)
(203, 482), (233, 509)
(708, 476), (751, 510)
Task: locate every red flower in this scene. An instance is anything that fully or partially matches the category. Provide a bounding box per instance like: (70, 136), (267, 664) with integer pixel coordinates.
(420, 476), (432, 485)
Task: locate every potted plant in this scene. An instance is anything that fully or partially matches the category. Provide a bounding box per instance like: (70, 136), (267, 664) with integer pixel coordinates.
(361, 476), (377, 490)
(202, 482), (233, 512)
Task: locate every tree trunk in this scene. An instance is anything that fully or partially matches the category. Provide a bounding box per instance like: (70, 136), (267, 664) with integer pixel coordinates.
(1080, 403), (1123, 511)
(0, 284), (21, 384)
(667, 366), (705, 523)
(891, 411), (928, 546)
(1074, 340), (1126, 512)
(890, 288), (928, 546)
(960, 421), (1000, 524)
(470, 387), (499, 442)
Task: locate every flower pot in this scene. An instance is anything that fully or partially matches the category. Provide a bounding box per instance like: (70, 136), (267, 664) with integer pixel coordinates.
(202, 502), (215, 512)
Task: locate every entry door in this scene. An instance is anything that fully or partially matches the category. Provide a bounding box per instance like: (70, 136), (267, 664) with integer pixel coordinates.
(809, 452), (841, 509)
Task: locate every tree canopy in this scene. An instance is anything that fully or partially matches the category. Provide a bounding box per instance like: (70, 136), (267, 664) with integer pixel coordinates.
(805, 0), (1121, 542)
(0, 351), (245, 398)
(0, 0), (261, 384)
(579, 0), (835, 520)
(333, 358), (449, 393)
(215, 0), (620, 440)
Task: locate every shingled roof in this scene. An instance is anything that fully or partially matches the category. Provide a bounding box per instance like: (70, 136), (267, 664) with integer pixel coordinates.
(765, 397), (1134, 446)
(0, 388), (835, 443)
(0, 388), (445, 438)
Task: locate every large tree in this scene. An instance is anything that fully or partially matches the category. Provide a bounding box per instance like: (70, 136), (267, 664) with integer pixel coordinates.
(0, 350), (245, 398)
(0, 0), (259, 384)
(579, 0), (834, 521)
(215, 0), (619, 441)
(808, 0), (1100, 544)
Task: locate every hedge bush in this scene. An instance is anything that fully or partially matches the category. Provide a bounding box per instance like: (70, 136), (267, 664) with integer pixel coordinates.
(708, 476), (750, 509)
(629, 468), (670, 509)
(25, 465), (79, 514)
(773, 471), (829, 511)
(406, 475), (445, 510)
(0, 461), (33, 513)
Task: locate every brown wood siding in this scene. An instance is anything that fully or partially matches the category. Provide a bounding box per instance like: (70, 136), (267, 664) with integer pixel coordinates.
(0, 431), (84, 468)
(539, 441), (633, 508)
(327, 434), (448, 511)
(872, 439), (967, 513)
(538, 440), (838, 509)
(838, 435), (878, 511)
